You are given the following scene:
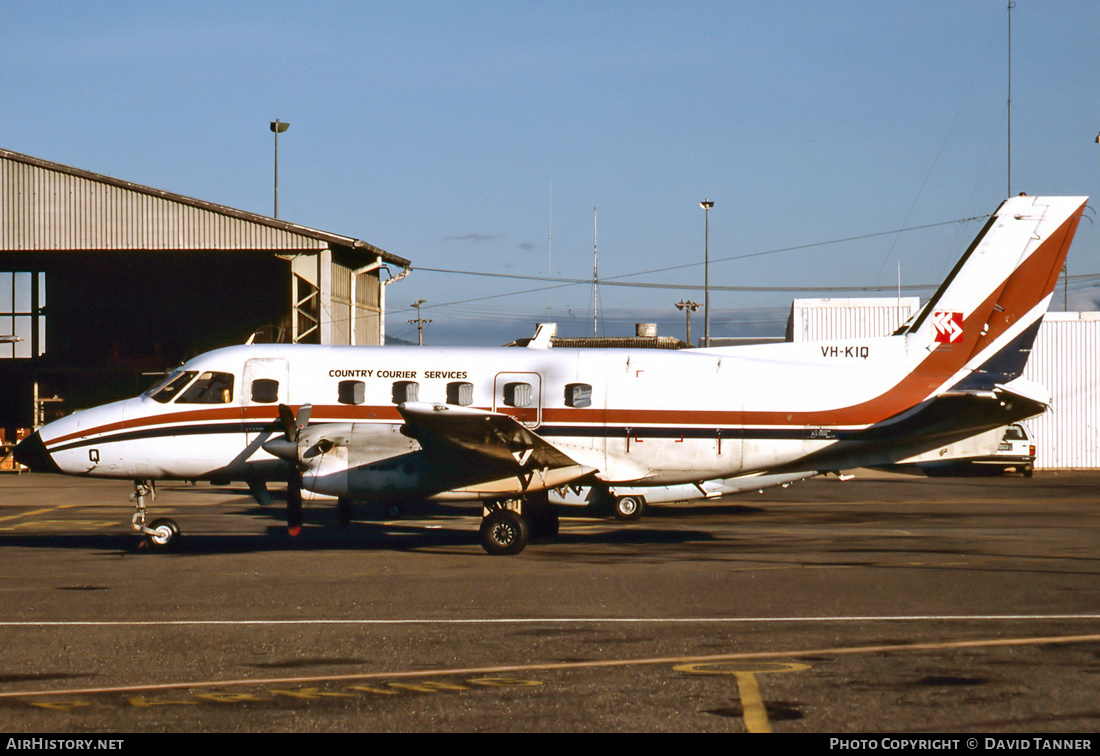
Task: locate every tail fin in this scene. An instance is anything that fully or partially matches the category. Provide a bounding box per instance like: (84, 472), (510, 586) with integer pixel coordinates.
(905, 195), (1087, 393)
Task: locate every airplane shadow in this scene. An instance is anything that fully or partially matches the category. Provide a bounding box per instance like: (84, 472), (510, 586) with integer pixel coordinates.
(0, 506), (720, 556)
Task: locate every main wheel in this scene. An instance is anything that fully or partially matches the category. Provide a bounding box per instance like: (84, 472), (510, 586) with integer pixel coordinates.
(338, 498), (353, 527)
(146, 518), (180, 550)
(613, 495), (645, 521)
(479, 509), (529, 555)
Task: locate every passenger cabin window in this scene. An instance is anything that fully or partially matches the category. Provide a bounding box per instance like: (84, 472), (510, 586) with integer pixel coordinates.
(565, 383), (592, 408)
(447, 381), (474, 406)
(503, 382), (532, 408)
(177, 372), (234, 404)
(392, 380), (419, 404)
(251, 379), (280, 404)
(339, 380), (366, 405)
(148, 370), (197, 404)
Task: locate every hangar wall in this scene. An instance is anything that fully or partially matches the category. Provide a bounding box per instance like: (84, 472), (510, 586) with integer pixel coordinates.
(1021, 312), (1100, 469)
(788, 299), (1100, 469)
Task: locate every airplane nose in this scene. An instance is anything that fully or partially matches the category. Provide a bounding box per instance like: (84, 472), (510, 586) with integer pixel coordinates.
(13, 431), (61, 474)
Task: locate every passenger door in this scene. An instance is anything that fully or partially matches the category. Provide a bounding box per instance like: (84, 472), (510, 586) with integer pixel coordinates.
(243, 357), (290, 446)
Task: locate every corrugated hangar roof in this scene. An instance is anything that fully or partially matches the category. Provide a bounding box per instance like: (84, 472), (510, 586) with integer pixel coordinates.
(0, 147), (409, 267)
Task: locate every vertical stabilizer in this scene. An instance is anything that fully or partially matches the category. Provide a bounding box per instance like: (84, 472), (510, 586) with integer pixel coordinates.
(905, 195), (1087, 392)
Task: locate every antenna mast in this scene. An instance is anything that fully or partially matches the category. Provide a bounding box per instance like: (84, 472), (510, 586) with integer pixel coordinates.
(1007, 0), (1015, 197)
(547, 184), (552, 314)
(592, 207), (599, 337)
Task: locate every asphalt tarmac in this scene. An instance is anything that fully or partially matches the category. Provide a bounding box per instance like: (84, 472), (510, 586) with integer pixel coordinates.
(0, 469), (1098, 735)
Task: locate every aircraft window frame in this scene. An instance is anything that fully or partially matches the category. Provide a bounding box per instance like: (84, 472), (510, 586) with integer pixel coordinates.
(177, 371), (235, 404)
(392, 380), (419, 404)
(339, 380), (366, 405)
(251, 379), (281, 404)
(147, 370), (198, 404)
(503, 382), (532, 408)
(565, 383), (592, 408)
(447, 381), (474, 406)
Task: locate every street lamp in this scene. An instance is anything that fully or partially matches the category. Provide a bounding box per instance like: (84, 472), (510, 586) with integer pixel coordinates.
(270, 119), (290, 218)
(675, 299), (699, 347)
(699, 199), (714, 347)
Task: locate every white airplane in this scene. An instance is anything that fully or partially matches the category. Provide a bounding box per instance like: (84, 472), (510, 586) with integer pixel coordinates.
(14, 194), (1087, 555)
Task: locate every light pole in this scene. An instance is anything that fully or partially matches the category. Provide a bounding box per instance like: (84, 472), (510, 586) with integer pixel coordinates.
(675, 299), (699, 347)
(270, 119), (290, 218)
(699, 199), (714, 347)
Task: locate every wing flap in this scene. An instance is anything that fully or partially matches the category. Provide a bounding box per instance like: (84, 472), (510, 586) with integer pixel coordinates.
(397, 401), (589, 473)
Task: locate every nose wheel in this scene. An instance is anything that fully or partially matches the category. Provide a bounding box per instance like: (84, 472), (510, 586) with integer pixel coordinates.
(145, 518), (181, 549)
(130, 480), (181, 550)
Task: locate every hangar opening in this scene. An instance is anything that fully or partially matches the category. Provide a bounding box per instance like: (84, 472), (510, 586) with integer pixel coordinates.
(0, 148), (410, 440)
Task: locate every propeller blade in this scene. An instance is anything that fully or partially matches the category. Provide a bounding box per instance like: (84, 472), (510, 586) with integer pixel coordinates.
(246, 476), (273, 507)
(296, 404), (312, 432)
(278, 404), (298, 441)
(287, 473), (303, 537)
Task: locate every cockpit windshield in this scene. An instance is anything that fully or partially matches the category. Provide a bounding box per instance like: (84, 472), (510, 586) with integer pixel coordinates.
(146, 370), (234, 404)
(178, 372), (234, 404)
(147, 370), (198, 404)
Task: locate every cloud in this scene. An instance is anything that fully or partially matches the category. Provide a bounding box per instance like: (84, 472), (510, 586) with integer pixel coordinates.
(441, 232), (503, 243)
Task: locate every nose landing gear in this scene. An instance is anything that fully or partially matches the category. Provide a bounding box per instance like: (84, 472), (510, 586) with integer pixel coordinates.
(130, 480), (181, 550)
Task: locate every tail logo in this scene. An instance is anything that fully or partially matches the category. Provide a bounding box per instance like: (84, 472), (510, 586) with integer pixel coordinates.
(932, 311), (964, 343)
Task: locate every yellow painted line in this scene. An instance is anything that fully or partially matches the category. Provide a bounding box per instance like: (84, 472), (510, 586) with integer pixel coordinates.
(0, 504), (80, 524)
(674, 662), (811, 733)
(2, 632), (1098, 702)
(0, 521), (117, 531)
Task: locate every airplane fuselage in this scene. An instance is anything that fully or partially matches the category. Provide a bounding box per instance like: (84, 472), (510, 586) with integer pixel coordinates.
(28, 329), (1010, 502)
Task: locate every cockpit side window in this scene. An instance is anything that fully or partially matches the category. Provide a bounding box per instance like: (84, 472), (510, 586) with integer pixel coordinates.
(148, 371), (198, 404)
(177, 371), (235, 404)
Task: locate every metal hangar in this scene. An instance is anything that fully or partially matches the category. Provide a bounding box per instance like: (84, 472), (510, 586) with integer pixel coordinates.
(0, 147), (410, 436)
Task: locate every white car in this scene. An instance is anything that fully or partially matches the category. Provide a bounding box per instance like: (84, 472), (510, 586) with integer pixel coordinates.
(917, 424), (1036, 477)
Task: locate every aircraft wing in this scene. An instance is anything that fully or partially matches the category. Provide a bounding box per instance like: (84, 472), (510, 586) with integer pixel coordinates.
(397, 401), (589, 473)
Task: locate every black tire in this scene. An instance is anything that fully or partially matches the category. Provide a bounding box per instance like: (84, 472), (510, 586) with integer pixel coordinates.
(529, 506), (560, 539)
(338, 498), (353, 527)
(479, 509), (529, 555)
(145, 518), (180, 550)
(613, 495), (645, 521)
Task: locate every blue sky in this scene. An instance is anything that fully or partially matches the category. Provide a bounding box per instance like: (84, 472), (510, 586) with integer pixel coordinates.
(5, 1), (1100, 345)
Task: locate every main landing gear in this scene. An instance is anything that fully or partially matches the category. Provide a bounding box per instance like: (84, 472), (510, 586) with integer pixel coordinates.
(130, 480), (181, 550)
(478, 494), (559, 556)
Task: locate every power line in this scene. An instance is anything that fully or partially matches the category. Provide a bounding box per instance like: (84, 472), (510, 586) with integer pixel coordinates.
(406, 214), (993, 310)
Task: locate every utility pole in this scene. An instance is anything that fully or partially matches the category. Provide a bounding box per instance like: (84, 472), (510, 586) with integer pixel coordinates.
(675, 300), (699, 347)
(1007, 1), (1014, 197)
(409, 299), (431, 346)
